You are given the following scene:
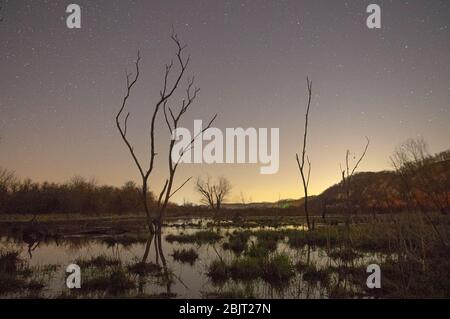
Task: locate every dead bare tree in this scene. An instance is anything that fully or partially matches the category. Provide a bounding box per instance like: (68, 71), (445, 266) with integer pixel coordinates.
(196, 176), (216, 210)
(116, 30), (216, 234)
(296, 77), (313, 230)
(196, 176), (231, 212)
(214, 177), (231, 211)
(340, 137), (370, 225)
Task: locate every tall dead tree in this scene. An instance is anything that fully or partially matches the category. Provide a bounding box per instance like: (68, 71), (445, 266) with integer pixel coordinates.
(340, 137), (370, 225)
(116, 30), (216, 234)
(296, 77), (313, 230)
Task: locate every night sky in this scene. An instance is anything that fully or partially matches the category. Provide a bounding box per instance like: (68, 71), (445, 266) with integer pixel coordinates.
(0, 0), (449, 204)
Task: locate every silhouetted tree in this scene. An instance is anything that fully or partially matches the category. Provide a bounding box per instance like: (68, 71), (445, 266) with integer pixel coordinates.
(296, 77), (313, 230)
(115, 29), (216, 234)
(196, 176), (231, 212)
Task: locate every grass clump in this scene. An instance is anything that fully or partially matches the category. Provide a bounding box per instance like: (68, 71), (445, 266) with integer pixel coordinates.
(253, 230), (286, 242)
(0, 251), (22, 273)
(75, 255), (121, 268)
(245, 244), (269, 258)
(229, 256), (262, 280)
(223, 231), (250, 255)
(0, 250), (44, 295)
(0, 273), (27, 294)
(207, 256), (263, 283)
(261, 253), (295, 284)
(287, 228), (340, 248)
(82, 268), (135, 295)
(166, 230), (222, 244)
(171, 248), (199, 265)
(208, 252), (295, 285)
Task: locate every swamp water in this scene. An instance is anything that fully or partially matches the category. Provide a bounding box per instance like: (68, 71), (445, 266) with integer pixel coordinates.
(0, 218), (388, 299)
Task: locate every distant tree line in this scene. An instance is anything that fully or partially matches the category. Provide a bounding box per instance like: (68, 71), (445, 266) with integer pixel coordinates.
(0, 174), (156, 215)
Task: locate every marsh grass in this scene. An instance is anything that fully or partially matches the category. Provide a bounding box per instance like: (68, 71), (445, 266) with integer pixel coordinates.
(0, 273), (28, 294)
(207, 252), (295, 285)
(229, 256), (262, 280)
(166, 230), (222, 244)
(374, 257), (450, 298)
(82, 267), (135, 295)
(253, 230), (286, 242)
(261, 253), (295, 284)
(0, 250), (46, 295)
(245, 244), (270, 258)
(0, 251), (23, 273)
(75, 255), (121, 268)
(1, 212), (449, 298)
(222, 231), (251, 254)
(171, 248), (199, 265)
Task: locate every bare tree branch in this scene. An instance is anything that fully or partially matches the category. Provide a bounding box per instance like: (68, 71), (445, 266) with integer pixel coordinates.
(170, 177), (193, 199)
(116, 51), (144, 178)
